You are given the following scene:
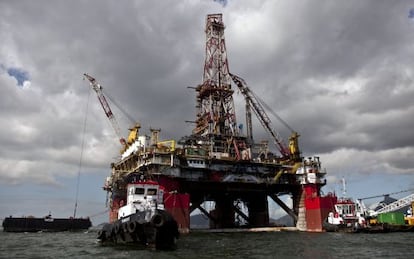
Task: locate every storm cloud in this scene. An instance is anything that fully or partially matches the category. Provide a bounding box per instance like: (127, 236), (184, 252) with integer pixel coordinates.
(1, 0), (413, 189)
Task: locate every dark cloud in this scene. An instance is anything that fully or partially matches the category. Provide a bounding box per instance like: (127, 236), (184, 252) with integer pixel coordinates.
(0, 0), (413, 187)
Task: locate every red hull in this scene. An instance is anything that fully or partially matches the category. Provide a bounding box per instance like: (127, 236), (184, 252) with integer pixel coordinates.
(304, 185), (337, 232)
(164, 193), (190, 233)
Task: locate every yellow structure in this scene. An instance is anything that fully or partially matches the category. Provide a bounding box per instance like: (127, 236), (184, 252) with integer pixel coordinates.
(127, 123), (141, 145)
(288, 132), (301, 162)
(405, 202), (414, 226)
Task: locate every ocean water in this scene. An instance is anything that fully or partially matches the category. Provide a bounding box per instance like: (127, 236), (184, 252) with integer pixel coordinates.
(1, 230), (413, 259)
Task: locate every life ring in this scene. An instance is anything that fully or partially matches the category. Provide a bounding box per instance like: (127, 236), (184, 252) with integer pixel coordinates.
(151, 214), (164, 227)
(127, 221), (137, 233)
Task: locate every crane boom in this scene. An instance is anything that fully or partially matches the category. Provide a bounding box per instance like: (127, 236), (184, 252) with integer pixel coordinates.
(358, 188), (414, 201)
(229, 73), (291, 159)
(83, 73), (126, 146)
(371, 193), (414, 216)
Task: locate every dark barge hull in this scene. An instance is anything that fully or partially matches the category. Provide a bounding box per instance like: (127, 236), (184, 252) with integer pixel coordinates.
(97, 209), (179, 250)
(2, 217), (92, 232)
(361, 223), (414, 233)
(323, 221), (414, 233)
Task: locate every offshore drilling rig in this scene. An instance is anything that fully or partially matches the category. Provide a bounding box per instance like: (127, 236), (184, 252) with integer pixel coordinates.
(89, 14), (330, 233)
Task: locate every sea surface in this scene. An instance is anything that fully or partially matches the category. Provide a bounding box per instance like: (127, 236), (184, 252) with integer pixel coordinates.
(1, 229), (413, 259)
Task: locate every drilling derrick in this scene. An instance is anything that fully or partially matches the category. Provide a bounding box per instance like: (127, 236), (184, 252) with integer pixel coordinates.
(193, 14), (247, 160)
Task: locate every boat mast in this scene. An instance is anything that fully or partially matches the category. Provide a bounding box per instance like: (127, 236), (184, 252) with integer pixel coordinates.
(341, 177), (347, 198)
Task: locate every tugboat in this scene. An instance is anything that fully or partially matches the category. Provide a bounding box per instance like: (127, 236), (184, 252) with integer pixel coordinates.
(323, 197), (366, 232)
(97, 178), (179, 250)
(322, 178), (366, 232)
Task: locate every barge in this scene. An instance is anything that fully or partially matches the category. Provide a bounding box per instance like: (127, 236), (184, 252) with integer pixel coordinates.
(2, 213), (91, 232)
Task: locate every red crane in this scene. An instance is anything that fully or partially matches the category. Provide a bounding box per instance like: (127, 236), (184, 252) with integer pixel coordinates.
(83, 73), (126, 147)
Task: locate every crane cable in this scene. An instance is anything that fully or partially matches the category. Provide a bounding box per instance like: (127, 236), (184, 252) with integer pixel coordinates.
(254, 93), (295, 133)
(358, 187), (414, 201)
(232, 74), (295, 133)
(73, 85), (92, 218)
(102, 88), (136, 125)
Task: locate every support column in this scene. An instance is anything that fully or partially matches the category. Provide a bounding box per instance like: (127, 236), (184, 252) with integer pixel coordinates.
(210, 196), (235, 228)
(245, 193), (269, 227)
(295, 188), (307, 231)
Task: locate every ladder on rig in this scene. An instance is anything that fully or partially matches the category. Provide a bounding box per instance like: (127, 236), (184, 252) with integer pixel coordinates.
(374, 193), (414, 215)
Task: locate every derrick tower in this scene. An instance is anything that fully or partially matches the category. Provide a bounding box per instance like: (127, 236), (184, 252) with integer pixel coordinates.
(193, 14), (248, 160)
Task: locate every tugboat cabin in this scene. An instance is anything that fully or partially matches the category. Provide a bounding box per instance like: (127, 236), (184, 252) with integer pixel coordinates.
(117, 181), (165, 219)
(335, 199), (356, 218)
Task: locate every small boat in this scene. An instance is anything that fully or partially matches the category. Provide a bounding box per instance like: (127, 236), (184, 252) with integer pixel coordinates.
(97, 180), (179, 250)
(322, 178), (366, 232)
(323, 185), (414, 233)
(323, 197), (366, 232)
(2, 213), (91, 232)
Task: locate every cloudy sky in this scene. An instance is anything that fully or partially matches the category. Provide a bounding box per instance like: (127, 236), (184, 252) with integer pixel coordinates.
(1, 0), (414, 224)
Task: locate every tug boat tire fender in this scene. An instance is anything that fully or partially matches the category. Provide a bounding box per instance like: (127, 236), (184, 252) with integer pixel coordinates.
(114, 223), (121, 234)
(127, 221), (137, 233)
(122, 222), (128, 233)
(119, 223), (126, 241)
(97, 230), (105, 240)
(151, 214), (165, 228)
(97, 223), (114, 242)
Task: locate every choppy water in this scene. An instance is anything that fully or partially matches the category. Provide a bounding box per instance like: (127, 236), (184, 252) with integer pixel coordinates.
(1, 229), (413, 259)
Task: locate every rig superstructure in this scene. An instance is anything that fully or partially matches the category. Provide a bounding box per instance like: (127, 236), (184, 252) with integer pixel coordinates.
(88, 14), (331, 234)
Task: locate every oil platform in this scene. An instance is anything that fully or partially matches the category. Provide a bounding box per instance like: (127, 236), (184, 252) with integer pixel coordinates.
(86, 14), (330, 233)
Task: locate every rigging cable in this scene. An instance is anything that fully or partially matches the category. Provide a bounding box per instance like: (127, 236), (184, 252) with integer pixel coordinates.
(358, 187), (414, 201)
(255, 93), (295, 133)
(73, 85), (92, 218)
(102, 88), (136, 125)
